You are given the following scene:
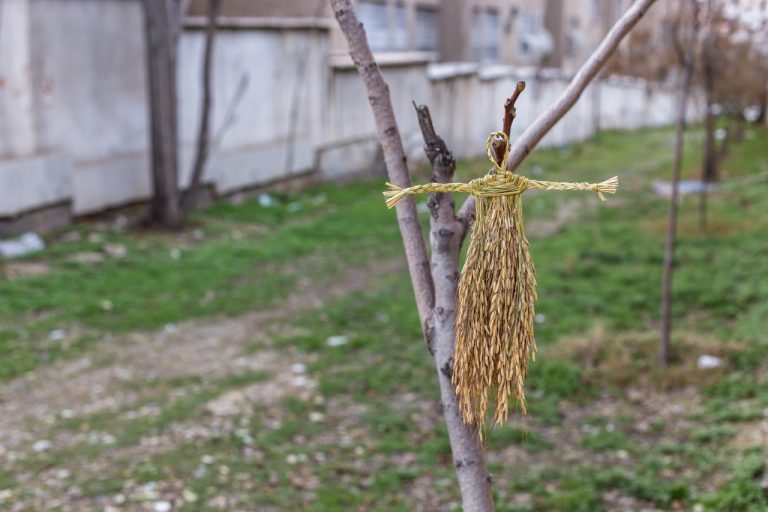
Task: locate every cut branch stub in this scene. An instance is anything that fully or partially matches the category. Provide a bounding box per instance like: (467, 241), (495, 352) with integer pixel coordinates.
(413, 102), (495, 512)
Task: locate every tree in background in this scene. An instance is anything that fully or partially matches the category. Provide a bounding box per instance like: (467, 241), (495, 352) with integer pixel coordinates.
(331, 0), (658, 509)
(183, 0), (221, 214)
(660, 0), (700, 368)
(605, 0), (768, 364)
(141, 0), (220, 228)
(697, 0), (768, 229)
(142, 0), (185, 229)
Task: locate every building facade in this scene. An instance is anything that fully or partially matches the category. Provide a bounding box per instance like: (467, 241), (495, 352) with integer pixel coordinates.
(0, 0), (685, 234)
(190, 0), (647, 70)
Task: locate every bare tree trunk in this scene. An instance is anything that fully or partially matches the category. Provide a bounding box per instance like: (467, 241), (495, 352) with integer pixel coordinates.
(700, 108), (715, 235)
(142, 0), (183, 229)
(415, 104), (495, 511)
(183, 0), (220, 214)
(330, 3), (496, 509)
(661, 0), (699, 368)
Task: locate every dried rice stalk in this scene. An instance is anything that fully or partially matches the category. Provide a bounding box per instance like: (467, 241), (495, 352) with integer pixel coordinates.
(384, 131), (617, 428)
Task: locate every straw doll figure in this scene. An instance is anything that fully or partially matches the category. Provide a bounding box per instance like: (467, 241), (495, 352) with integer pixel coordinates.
(383, 131), (618, 428)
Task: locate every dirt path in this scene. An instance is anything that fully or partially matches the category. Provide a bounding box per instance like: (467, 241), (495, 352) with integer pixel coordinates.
(0, 257), (404, 455)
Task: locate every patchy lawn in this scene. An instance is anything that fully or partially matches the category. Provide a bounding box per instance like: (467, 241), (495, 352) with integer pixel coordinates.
(0, 126), (766, 511)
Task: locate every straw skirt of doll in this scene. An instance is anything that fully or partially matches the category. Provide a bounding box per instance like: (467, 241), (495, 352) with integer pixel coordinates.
(452, 193), (537, 427)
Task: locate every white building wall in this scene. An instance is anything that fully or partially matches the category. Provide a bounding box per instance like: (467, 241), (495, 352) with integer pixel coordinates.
(0, 0), (688, 227)
(319, 60), (431, 179)
(29, 0), (150, 214)
(179, 24), (327, 193)
(0, 0), (37, 158)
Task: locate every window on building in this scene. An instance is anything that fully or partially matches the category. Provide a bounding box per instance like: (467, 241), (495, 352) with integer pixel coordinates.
(517, 9), (553, 60)
(566, 18), (581, 57)
(392, 2), (408, 51)
(590, 0), (601, 22)
(414, 5), (439, 51)
(518, 9), (539, 58)
(470, 7), (500, 62)
(357, 0), (389, 52)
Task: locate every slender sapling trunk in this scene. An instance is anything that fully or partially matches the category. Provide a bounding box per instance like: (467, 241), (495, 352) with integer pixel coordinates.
(183, 0), (220, 214)
(661, 0), (699, 367)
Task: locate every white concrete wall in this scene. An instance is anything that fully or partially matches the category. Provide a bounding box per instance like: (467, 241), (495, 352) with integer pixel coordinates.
(425, 65), (686, 162)
(178, 24), (327, 193)
(1, 0), (328, 218)
(30, 0), (150, 214)
(0, 0), (36, 158)
(0, 0), (688, 225)
(319, 61), (431, 179)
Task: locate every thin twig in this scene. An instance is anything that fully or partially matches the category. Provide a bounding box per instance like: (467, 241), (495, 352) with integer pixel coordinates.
(493, 81), (527, 166)
(183, 0), (220, 214)
(209, 73), (249, 154)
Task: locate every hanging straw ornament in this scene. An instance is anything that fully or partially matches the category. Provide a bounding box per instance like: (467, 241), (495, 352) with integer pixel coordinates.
(384, 131), (618, 428)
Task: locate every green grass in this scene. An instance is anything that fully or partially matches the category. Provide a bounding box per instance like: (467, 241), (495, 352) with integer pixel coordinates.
(0, 126), (767, 510)
(0, 182), (405, 379)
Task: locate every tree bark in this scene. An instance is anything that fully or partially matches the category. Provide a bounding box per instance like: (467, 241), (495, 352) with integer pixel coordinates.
(415, 103), (495, 511)
(331, 2), (495, 508)
(329, 0), (434, 342)
(660, 0), (699, 368)
(142, 0), (183, 229)
(183, 0), (220, 214)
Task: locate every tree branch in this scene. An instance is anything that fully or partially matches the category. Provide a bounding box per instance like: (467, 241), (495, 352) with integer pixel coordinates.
(330, 0), (435, 339)
(670, 16), (687, 67)
(505, 0), (657, 172)
(183, 0), (220, 214)
(459, 0), (658, 225)
(494, 81), (526, 165)
(209, 72), (249, 153)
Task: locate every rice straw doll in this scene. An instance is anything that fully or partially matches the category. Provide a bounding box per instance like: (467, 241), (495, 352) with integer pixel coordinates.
(384, 131), (618, 427)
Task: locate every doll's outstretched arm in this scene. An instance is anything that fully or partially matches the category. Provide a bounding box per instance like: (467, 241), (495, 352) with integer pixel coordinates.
(525, 176), (618, 201)
(383, 181), (473, 208)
